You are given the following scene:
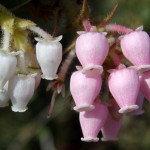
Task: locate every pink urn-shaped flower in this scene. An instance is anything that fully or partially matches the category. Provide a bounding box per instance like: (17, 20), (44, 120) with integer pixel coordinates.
(36, 38), (62, 80)
(101, 112), (123, 141)
(75, 32), (109, 75)
(70, 71), (102, 112)
(79, 100), (108, 142)
(121, 31), (150, 66)
(8, 74), (35, 112)
(108, 68), (140, 113)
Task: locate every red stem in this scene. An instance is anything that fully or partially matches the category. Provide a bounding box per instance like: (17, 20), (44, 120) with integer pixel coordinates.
(47, 90), (57, 118)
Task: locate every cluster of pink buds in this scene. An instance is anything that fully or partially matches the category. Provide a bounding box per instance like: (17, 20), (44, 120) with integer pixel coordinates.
(120, 30), (150, 103)
(71, 26), (109, 111)
(69, 20), (150, 142)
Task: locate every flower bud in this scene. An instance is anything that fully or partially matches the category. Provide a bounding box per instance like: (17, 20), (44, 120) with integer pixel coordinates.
(70, 71), (102, 112)
(79, 100), (108, 142)
(36, 39), (62, 80)
(101, 112), (123, 141)
(0, 51), (17, 90)
(75, 32), (109, 74)
(9, 74), (35, 112)
(121, 31), (150, 66)
(108, 68), (140, 113)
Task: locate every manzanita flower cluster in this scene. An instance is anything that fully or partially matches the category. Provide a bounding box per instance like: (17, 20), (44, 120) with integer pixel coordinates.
(69, 23), (150, 142)
(1, 1), (150, 144)
(0, 4), (63, 112)
(70, 25), (125, 142)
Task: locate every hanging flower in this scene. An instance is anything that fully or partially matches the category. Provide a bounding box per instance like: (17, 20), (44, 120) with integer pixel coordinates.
(8, 73), (36, 112)
(121, 31), (150, 66)
(70, 71), (102, 112)
(101, 112), (123, 142)
(108, 67), (140, 113)
(35, 36), (62, 80)
(79, 100), (108, 142)
(75, 31), (109, 75)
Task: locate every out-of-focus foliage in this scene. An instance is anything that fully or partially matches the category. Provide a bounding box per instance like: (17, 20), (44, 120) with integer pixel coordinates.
(0, 0), (150, 150)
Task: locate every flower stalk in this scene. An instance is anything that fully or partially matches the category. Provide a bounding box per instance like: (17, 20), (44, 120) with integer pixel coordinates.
(2, 28), (11, 52)
(105, 24), (133, 34)
(28, 26), (52, 40)
(47, 90), (57, 118)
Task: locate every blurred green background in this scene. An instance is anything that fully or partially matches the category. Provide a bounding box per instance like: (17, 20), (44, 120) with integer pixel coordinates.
(0, 0), (150, 150)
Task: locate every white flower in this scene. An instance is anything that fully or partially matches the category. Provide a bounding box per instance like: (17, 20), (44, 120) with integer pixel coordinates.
(8, 73), (35, 112)
(35, 36), (62, 80)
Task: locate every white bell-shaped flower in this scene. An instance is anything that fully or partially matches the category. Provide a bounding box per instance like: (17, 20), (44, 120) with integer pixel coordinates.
(0, 51), (17, 90)
(8, 73), (35, 112)
(0, 82), (9, 107)
(35, 36), (62, 80)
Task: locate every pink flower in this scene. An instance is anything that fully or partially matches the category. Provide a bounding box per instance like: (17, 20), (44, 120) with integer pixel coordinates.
(79, 100), (108, 142)
(101, 112), (123, 141)
(108, 68), (140, 113)
(121, 31), (150, 66)
(70, 71), (102, 112)
(75, 32), (109, 75)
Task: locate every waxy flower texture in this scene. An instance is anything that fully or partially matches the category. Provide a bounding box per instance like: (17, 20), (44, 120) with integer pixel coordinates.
(0, 1), (150, 147)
